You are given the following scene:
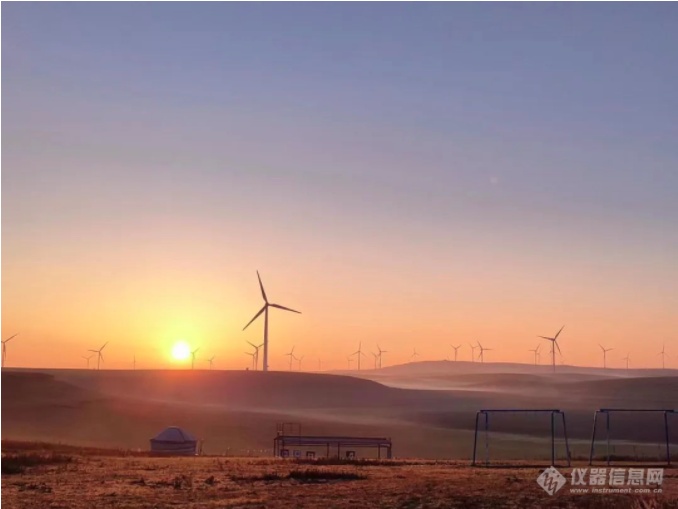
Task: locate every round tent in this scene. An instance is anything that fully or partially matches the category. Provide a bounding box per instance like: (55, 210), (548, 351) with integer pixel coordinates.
(150, 426), (198, 455)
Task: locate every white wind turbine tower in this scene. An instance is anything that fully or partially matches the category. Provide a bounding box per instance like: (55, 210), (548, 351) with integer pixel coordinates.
(88, 342), (108, 371)
(285, 346), (297, 371)
(538, 325), (564, 373)
(2, 334), (19, 368)
(207, 356), (216, 370)
(82, 353), (94, 369)
(352, 342), (366, 370)
(347, 356), (353, 369)
(243, 271), (301, 373)
(297, 355), (304, 371)
(622, 353), (630, 370)
(190, 347), (200, 370)
(450, 344), (461, 362)
(658, 344), (667, 369)
(468, 343), (477, 362)
(377, 344), (387, 368)
(599, 344), (613, 369)
(247, 341), (264, 371)
(528, 344), (541, 366)
(476, 341), (492, 363)
(371, 351), (378, 369)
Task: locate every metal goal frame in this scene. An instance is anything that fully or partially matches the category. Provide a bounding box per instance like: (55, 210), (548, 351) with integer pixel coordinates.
(588, 408), (676, 466)
(471, 409), (571, 466)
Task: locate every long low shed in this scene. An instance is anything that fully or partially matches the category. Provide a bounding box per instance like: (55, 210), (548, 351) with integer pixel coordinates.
(273, 435), (392, 459)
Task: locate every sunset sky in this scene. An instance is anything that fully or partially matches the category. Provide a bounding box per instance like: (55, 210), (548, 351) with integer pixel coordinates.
(2, 3), (677, 370)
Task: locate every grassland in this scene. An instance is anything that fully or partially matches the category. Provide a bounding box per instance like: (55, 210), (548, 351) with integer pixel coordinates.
(2, 441), (677, 508)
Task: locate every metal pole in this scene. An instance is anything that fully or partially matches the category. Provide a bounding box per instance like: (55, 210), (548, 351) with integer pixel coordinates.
(664, 411), (671, 466)
(263, 307), (269, 372)
(551, 411), (555, 465)
(485, 411), (490, 466)
(472, 412), (480, 466)
(589, 411), (598, 465)
(561, 412), (571, 467)
(606, 411), (611, 466)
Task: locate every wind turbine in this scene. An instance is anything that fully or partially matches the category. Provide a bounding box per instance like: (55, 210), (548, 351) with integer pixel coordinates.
(476, 341), (492, 363)
(347, 356), (353, 369)
(2, 334), (19, 368)
(351, 342), (366, 370)
(658, 344), (667, 369)
(297, 355), (304, 371)
(599, 344), (613, 369)
(410, 348), (419, 361)
(88, 342), (108, 371)
(317, 358), (322, 371)
(528, 344), (541, 366)
(247, 341), (263, 371)
(245, 351), (256, 370)
(285, 346), (297, 371)
(82, 353), (94, 369)
(207, 355), (216, 370)
(190, 347), (200, 370)
(538, 326), (564, 372)
(450, 344), (461, 362)
(469, 343), (476, 363)
(133, 354), (136, 371)
(622, 353), (630, 370)
(243, 271), (301, 372)
(371, 351), (378, 369)
(377, 344), (387, 368)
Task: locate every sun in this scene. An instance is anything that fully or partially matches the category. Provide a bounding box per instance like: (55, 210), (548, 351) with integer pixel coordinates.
(171, 341), (191, 361)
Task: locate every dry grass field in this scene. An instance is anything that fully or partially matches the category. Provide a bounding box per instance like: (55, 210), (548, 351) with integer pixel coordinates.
(2, 441), (677, 508)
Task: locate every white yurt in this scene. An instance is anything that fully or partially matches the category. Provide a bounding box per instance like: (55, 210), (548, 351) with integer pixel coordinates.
(149, 426), (198, 455)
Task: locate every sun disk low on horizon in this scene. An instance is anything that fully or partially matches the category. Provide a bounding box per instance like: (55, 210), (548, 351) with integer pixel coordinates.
(171, 341), (191, 361)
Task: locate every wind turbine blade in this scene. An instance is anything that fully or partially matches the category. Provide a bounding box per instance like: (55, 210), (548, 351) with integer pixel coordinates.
(256, 271), (268, 303)
(4, 333), (19, 343)
(554, 325), (565, 339)
(99, 352), (104, 362)
(88, 349), (98, 353)
(100, 342), (108, 351)
(243, 306), (266, 330)
(269, 303), (301, 314)
(538, 336), (553, 341)
(554, 340), (562, 355)
(247, 341), (257, 349)
(599, 344), (604, 351)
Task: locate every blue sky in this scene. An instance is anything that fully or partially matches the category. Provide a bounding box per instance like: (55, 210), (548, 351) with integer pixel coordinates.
(2, 3), (677, 368)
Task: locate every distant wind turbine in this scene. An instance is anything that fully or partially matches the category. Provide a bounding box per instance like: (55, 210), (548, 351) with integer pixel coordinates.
(622, 353), (630, 370)
(247, 341), (264, 371)
(528, 344), (541, 366)
(476, 341), (492, 363)
(410, 348), (419, 361)
(371, 351), (379, 369)
(599, 344), (613, 369)
(317, 358), (322, 371)
(347, 356), (353, 369)
(377, 344), (387, 369)
(297, 355), (304, 371)
(469, 343), (477, 363)
(88, 342), (108, 371)
(207, 355), (216, 370)
(658, 344), (667, 369)
(82, 353), (94, 369)
(245, 351), (256, 370)
(2, 334), (19, 368)
(450, 344), (461, 362)
(285, 346), (297, 371)
(133, 354), (136, 371)
(191, 347), (200, 370)
(538, 326), (565, 372)
(351, 342), (366, 370)
(243, 271), (301, 372)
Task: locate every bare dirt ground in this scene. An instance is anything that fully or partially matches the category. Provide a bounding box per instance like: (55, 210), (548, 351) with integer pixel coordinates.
(2, 442), (677, 508)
